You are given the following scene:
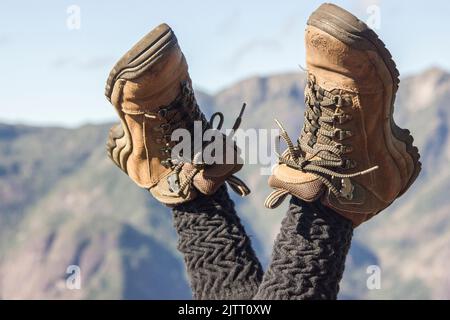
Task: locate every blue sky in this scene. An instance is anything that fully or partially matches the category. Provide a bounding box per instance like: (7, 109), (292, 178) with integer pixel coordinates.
(1, 0), (450, 126)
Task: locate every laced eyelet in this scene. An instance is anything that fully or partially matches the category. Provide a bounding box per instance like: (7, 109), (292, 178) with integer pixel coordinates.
(161, 159), (172, 168)
(334, 113), (352, 125)
(344, 95), (353, 107)
(336, 144), (353, 154)
(307, 136), (316, 147)
(333, 95), (343, 107)
(342, 159), (357, 170)
(160, 123), (170, 132)
(164, 134), (172, 143)
(339, 178), (354, 200)
(155, 137), (171, 145)
(334, 129), (341, 139)
(335, 129), (353, 141)
(158, 108), (168, 118)
(160, 147), (171, 156)
(344, 145), (353, 153)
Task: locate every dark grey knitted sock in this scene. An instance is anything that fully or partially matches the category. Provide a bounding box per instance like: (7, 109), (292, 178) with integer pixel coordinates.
(172, 185), (263, 300)
(254, 196), (353, 300)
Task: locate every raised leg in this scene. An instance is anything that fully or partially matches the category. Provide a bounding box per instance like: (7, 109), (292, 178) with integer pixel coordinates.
(255, 197), (353, 300)
(173, 185), (263, 299)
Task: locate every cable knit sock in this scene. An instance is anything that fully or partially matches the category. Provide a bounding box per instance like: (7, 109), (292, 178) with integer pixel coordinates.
(254, 196), (353, 300)
(172, 185), (263, 300)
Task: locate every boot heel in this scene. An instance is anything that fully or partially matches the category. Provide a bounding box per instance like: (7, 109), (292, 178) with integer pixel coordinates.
(393, 126), (422, 197)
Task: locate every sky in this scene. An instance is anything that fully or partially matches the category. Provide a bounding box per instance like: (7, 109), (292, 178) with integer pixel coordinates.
(1, 0), (450, 127)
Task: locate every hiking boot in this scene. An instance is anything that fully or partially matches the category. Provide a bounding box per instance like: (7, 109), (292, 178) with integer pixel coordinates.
(265, 4), (421, 226)
(105, 23), (249, 205)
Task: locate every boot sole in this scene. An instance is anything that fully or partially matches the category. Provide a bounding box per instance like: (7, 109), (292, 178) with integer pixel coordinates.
(106, 123), (126, 168)
(104, 23), (178, 101)
(307, 3), (421, 197)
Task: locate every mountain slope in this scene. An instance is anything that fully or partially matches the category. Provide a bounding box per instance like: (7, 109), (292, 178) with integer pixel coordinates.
(0, 124), (191, 299)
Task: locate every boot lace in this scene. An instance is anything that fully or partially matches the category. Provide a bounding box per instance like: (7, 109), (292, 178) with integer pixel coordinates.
(275, 76), (378, 200)
(144, 81), (249, 196)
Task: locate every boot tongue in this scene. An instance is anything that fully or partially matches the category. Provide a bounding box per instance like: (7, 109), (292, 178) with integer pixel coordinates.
(295, 155), (327, 201)
(269, 164), (326, 204)
(265, 170), (325, 209)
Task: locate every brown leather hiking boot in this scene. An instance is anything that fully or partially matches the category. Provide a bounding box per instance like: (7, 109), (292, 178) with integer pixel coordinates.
(265, 3), (421, 226)
(105, 23), (249, 206)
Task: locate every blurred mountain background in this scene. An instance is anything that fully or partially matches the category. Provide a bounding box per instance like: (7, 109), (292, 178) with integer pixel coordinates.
(0, 67), (449, 299)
